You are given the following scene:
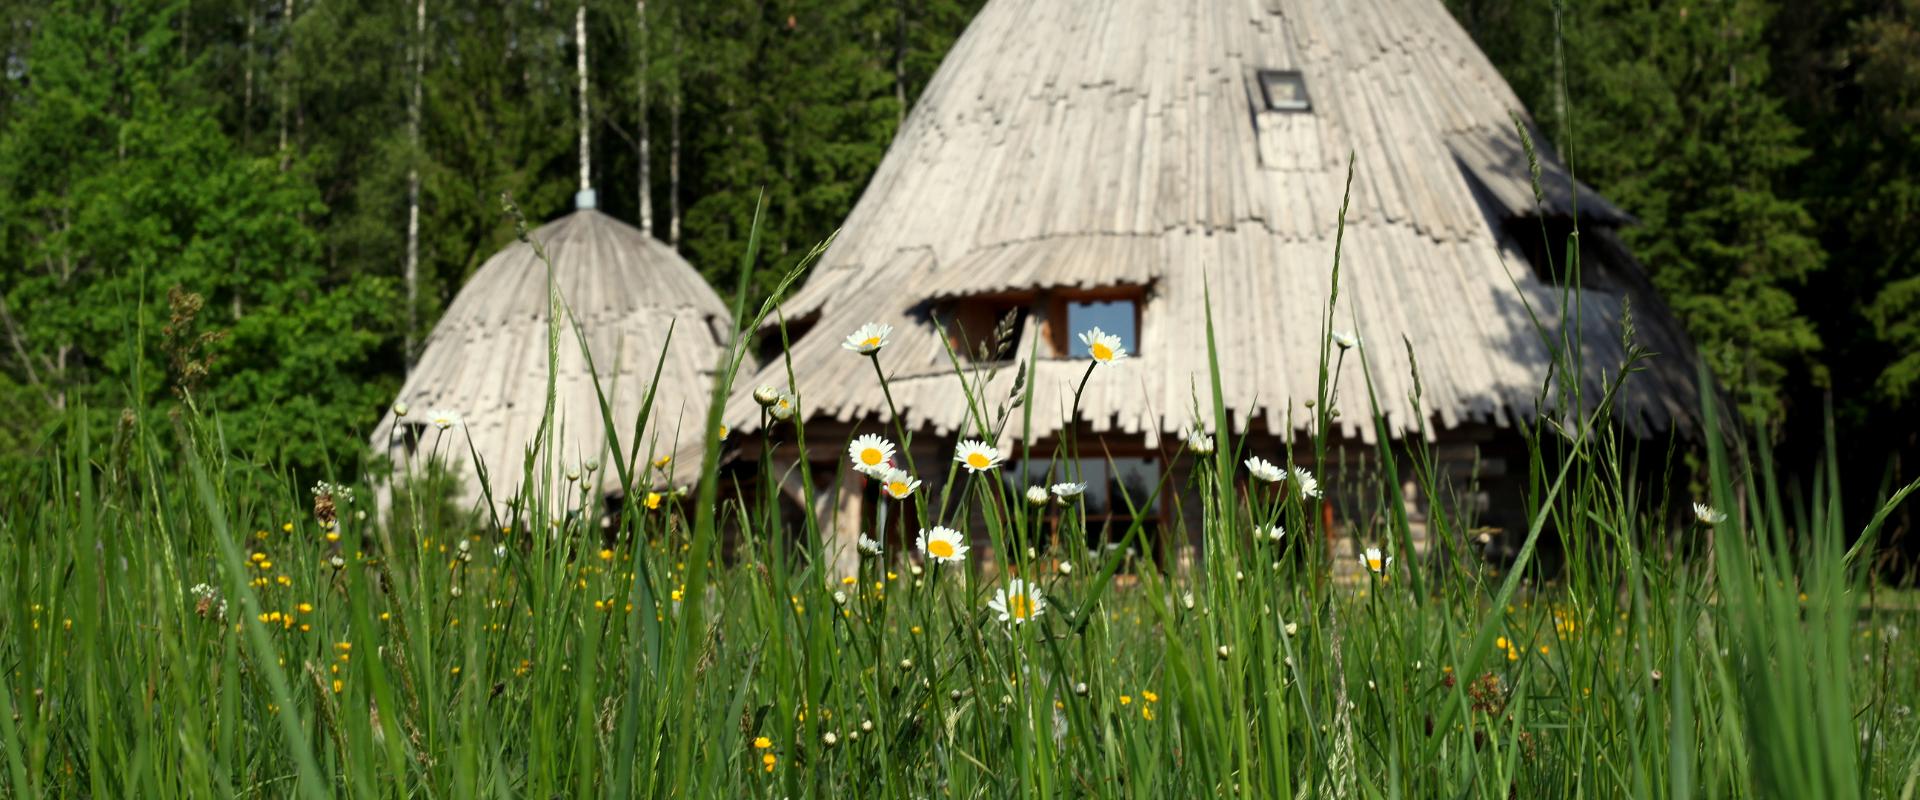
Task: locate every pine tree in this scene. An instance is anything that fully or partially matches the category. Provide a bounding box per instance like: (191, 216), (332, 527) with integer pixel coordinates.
(1772, 0), (1920, 409)
(418, 0), (575, 307)
(1458, 0), (1827, 426)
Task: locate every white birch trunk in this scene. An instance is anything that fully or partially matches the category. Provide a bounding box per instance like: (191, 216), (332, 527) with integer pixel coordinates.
(576, 2), (592, 199)
(404, 0), (425, 373)
(668, 19), (681, 250)
(278, 0), (294, 168)
(637, 0), (652, 235)
(895, 0), (907, 124)
(669, 91), (681, 249)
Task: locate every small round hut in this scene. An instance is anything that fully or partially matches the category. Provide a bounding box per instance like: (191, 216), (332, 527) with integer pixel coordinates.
(371, 206), (741, 509)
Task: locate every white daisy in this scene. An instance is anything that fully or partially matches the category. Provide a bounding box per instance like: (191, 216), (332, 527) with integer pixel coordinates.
(986, 578), (1046, 626)
(1184, 427), (1215, 454)
(848, 433), (896, 474)
(857, 534), (884, 557)
(752, 385), (781, 406)
(1692, 502), (1727, 525)
(1077, 327), (1128, 364)
(1245, 456), (1284, 483)
(392, 401), (411, 418)
(425, 408), (463, 431)
(954, 439), (1004, 473)
(1258, 524), (1285, 543)
(842, 322), (893, 355)
(1331, 330), (1359, 350)
(1025, 486), (1050, 507)
(1050, 482), (1087, 499)
(917, 526), (969, 564)
(769, 391), (797, 421)
(1290, 467), (1321, 499)
(1359, 547), (1392, 575)
(879, 468), (920, 500)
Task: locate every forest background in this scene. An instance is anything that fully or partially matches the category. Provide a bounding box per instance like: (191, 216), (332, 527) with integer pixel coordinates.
(0, 0), (1912, 554)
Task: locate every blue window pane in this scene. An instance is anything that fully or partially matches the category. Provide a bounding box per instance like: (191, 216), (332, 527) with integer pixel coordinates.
(1066, 300), (1137, 358)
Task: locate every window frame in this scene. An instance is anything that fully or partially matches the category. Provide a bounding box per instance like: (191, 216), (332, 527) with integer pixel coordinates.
(1045, 287), (1145, 359)
(1256, 69), (1313, 113)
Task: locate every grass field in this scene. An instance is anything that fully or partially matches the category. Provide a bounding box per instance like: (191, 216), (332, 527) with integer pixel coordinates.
(4, 193), (1919, 799)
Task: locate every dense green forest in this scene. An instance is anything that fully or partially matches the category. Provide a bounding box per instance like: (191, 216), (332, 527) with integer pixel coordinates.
(0, 0), (1912, 523)
(1447, 0), (1919, 547)
(0, 0), (983, 471)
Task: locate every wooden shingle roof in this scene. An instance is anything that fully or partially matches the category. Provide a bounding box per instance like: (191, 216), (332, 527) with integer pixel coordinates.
(373, 210), (741, 505)
(733, 0), (1698, 447)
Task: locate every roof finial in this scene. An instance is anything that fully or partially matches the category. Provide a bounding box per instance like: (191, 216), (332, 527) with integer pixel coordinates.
(574, 1), (596, 210)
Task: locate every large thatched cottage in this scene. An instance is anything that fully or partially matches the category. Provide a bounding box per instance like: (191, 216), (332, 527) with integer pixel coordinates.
(725, 0), (1701, 568)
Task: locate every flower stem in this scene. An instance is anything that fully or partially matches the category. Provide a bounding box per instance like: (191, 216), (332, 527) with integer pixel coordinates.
(871, 353), (918, 477)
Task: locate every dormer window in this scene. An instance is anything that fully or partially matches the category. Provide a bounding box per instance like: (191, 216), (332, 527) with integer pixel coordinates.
(940, 295), (1030, 363)
(1043, 288), (1143, 358)
(1257, 69), (1311, 113)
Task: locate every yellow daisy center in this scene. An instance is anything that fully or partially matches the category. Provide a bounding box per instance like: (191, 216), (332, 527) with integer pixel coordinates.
(860, 448), (885, 465)
(887, 482), (909, 496)
(928, 539), (955, 558)
(966, 453), (990, 469)
(1006, 594), (1031, 619)
(1366, 557), (1382, 571)
(860, 336), (881, 348)
(1090, 342), (1113, 361)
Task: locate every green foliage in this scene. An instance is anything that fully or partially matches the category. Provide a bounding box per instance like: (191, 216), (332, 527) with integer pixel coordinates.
(1868, 274), (1920, 404)
(679, 0), (910, 301)
(0, 0), (397, 475)
(1771, 0), (1920, 418)
(417, 0), (577, 311)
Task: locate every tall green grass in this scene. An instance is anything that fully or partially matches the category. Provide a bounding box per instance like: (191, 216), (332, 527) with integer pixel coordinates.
(5, 264), (1916, 798)
(3, 200), (1918, 800)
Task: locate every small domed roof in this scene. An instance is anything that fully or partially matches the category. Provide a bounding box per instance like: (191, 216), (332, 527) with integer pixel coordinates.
(373, 209), (744, 507)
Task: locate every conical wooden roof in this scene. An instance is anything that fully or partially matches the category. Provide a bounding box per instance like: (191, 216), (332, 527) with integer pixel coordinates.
(731, 0), (1699, 445)
(373, 209), (740, 505)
